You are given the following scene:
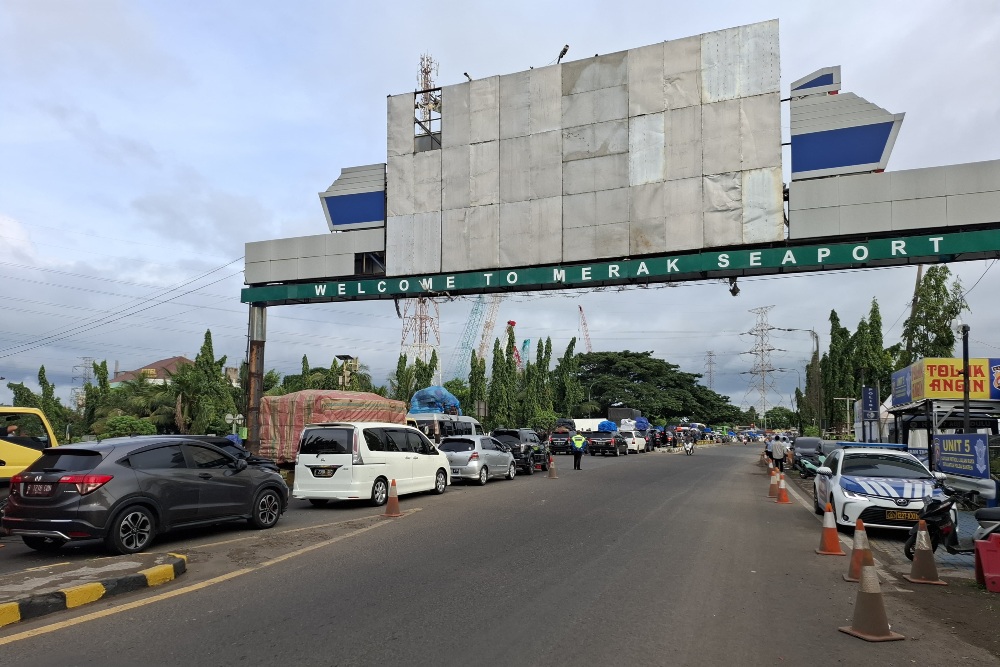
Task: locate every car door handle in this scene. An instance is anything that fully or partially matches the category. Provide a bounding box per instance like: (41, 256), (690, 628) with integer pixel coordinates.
(199, 473), (212, 479)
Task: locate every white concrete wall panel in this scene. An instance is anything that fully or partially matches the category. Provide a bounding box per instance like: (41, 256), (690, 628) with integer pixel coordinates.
(442, 146), (471, 211)
(788, 206), (841, 239)
(629, 113), (666, 186)
(628, 43), (665, 116)
(664, 104), (702, 181)
(947, 190), (1000, 225)
(563, 154), (628, 195)
(411, 150), (442, 214)
(891, 197), (945, 231)
(564, 119), (629, 162)
(740, 93), (781, 170)
(703, 172), (742, 246)
(500, 136), (531, 204)
(788, 177), (839, 211)
(470, 77), (500, 145)
(299, 254), (353, 281)
(945, 159), (1000, 196)
(838, 172), (891, 206)
(529, 130), (563, 200)
(499, 71), (530, 140)
(701, 27), (740, 103)
(529, 65), (562, 133)
(562, 86), (628, 129)
(442, 204), (500, 273)
(441, 84), (471, 149)
(327, 227), (384, 254)
(561, 51), (628, 95)
(890, 166), (948, 200)
(470, 141), (500, 206)
(388, 212), (441, 275)
(386, 154), (414, 217)
(498, 197), (562, 267)
(387, 93), (414, 157)
(269, 258), (298, 282)
(742, 167), (784, 244)
(244, 261), (270, 284)
(739, 20), (780, 97)
(840, 202), (891, 235)
(563, 192), (596, 229)
(663, 176), (704, 251)
(663, 36), (702, 110)
(592, 221), (630, 258)
(702, 99), (741, 175)
(596, 188), (630, 227)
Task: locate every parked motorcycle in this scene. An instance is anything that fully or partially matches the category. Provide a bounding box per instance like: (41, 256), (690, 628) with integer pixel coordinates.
(903, 485), (1000, 560)
(683, 441), (694, 456)
(795, 454), (826, 479)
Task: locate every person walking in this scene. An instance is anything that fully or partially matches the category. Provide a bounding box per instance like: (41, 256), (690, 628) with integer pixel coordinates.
(772, 436), (787, 472)
(571, 432), (587, 470)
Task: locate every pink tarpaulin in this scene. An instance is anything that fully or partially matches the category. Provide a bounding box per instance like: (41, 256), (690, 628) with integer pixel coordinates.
(259, 390), (407, 464)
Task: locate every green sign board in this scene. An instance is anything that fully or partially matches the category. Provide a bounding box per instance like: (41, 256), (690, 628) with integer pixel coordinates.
(241, 229), (1000, 306)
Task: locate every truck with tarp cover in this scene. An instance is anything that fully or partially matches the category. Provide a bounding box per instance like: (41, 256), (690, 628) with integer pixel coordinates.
(259, 390), (407, 466)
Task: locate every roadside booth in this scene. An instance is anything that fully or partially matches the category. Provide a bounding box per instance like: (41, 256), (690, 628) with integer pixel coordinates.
(887, 357), (1000, 507)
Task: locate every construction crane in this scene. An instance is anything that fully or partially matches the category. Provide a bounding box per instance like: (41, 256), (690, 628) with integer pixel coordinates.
(578, 305), (593, 353)
(520, 339), (531, 370)
(445, 295), (487, 379)
(477, 294), (503, 360)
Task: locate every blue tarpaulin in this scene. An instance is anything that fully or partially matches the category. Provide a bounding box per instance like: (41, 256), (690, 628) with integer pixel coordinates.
(597, 420), (618, 432)
(409, 386), (462, 415)
(635, 417), (650, 430)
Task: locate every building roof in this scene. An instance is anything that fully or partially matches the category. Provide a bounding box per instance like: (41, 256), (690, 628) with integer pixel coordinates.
(112, 356), (193, 384)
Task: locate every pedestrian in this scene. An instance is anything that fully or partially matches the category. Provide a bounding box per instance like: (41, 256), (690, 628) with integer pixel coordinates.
(772, 436), (787, 472)
(763, 435), (773, 465)
(571, 432), (587, 470)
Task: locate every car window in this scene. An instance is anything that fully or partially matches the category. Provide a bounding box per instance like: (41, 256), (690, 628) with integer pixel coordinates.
(129, 445), (186, 470)
(841, 454), (931, 479)
(385, 429), (414, 453)
(827, 450), (842, 474)
(300, 427), (353, 455)
(26, 450), (102, 473)
(406, 431), (432, 455)
(186, 445), (232, 469)
(364, 429), (386, 452)
(493, 434), (520, 446)
(439, 438), (475, 452)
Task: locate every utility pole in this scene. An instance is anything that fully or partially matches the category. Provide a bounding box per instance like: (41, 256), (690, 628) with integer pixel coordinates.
(741, 306), (778, 431)
(704, 351), (716, 389)
(71, 356), (95, 410)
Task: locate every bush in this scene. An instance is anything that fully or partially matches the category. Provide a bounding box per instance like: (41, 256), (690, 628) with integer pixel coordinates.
(104, 415), (156, 438)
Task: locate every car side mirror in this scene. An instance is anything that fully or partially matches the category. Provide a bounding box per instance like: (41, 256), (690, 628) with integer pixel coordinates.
(932, 471), (946, 481)
(816, 466), (833, 477)
(234, 458), (248, 472)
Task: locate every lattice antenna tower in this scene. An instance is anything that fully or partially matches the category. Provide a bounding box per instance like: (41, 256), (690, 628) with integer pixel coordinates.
(70, 356), (95, 409)
(741, 306), (779, 427)
(578, 305), (593, 353)
(704, 351), (716, 389)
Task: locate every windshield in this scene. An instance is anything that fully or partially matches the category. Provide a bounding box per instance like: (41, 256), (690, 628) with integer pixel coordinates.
(29, 450), (103, 473)
(493, 434), (520, 446)
(841, 454), (931, 479)
(299, 428), (353, 455)
(439, 439), (475, 452)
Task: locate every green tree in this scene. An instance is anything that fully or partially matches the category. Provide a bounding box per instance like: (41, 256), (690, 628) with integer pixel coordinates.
(899, 265), (967, 366)
(104, 415), (157, 438)
(388, 355), (415, 402)
(551, 338), (581, 416)
(468, 351), (487, 419)
(486, 338), (514, 429)
(443, 378), (470, 413)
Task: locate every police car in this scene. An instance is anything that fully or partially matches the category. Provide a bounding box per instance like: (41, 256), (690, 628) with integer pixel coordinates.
(812, 444), (947, 530)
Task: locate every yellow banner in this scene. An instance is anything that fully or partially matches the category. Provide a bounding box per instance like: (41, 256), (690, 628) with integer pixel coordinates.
(911, 358), (993, 401)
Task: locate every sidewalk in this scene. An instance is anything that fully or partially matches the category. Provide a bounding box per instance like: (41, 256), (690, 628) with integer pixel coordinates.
(0, 552), (187, 628)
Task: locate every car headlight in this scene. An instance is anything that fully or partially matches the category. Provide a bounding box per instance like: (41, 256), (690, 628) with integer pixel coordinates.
(841, 488), (868, 499)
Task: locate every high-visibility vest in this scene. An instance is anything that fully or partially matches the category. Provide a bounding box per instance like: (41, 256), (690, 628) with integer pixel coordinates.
(571, 435), (585, 450)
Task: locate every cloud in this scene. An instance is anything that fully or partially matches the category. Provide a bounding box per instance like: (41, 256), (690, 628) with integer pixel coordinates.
(37, 103), (162, 169)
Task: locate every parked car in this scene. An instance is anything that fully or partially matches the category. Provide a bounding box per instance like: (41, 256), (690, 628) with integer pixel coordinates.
(3, 437), (289, 554)
(619, 430), (647, 454)
(583, 431), (627, 456)
(791, 437), (823, 465)
(547, 428), (575, 455)
(813, 445), (946, 530)
(293, 422), (449, 507)
(158, 435), (281, 474)
(439, 435), (516, 485)
(491, 428), (549, 475)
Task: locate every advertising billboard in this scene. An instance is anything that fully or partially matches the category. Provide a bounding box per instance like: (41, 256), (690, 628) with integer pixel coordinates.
(891, 357), (1000, 405)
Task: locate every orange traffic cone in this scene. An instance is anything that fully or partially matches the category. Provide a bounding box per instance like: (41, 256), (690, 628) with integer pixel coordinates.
(844, 520), (871, 582)
(547, 455), (558, 479)
(839, 549), (904, 642)
(767, 467), (779, 498)
(817, 503), (846, 556)
(904, 520), (947, 585)
(382, 479), (402, 518)
(775, 473), (792, 504)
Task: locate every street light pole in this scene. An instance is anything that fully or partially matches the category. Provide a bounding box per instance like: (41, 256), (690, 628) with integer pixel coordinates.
(834, 397), (855, 439)
(955, 320), (971, 437)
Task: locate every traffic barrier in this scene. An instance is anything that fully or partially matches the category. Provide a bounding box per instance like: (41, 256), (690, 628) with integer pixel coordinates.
(767, 467), (778, 498)
(775, 473), (792, 504)
(838, 549), (904, 642)
(844, 520), (871, 582)
(547, 455), (558, 479)
(974, 533), (1000, 593)
(904, 520), (947, 585)
(382, 479), (402, 518)
(817, 503), (846, 556)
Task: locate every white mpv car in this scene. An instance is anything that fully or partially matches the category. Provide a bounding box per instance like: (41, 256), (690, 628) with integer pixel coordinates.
(293, 422), (450, 507)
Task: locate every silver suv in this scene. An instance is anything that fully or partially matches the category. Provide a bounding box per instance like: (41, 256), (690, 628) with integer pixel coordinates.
(439, 435), (516, 485)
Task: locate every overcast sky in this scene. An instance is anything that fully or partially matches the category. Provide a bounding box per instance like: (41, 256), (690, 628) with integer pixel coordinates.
(1, 1), (998, 417)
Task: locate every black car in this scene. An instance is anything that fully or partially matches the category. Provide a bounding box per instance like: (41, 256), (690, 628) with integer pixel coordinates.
(157, 435), (281, 474)
(548, 428), (575, 455)
(492, 428), (549, 474)
(583, 431), (627, 456)
(2, 436), (288, 554)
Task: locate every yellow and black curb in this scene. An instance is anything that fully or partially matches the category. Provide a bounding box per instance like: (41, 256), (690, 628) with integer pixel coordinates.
(0, 553), (187, 628)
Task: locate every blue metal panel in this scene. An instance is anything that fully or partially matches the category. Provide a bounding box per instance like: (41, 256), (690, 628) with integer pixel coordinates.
(793, 73), (834, 91)
(791, 122), (894, 173)
(324, 191), (386, 226)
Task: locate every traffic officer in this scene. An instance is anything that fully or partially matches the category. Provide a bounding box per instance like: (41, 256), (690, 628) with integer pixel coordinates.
(570, 432), (587, 470)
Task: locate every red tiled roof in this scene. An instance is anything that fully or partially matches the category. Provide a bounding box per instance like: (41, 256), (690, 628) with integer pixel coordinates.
(112, 356), (193, 383)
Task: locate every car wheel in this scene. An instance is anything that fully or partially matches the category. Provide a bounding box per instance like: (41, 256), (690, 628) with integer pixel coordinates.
(813, 487), (823, 515)
(433, 469), (447, 494)
(478, 466), (489, 486)
(105, 505), (155, 555)
(506, 463), (516, 480)
(524, 461), (534, 475)
(903, 534), (916, 561)
(370, 477), (389, 507)
(249, 488), (282, 529)
(591, 451), (597, 456)
(309, 499), (329, 507)
(22, 535), (66, 552)
(541, 458), (549, 471)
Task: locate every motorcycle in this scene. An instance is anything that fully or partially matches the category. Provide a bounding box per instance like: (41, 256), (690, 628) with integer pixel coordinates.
(903, 485), (1000, 560)
(795, 453), (826, 479)
(683, 441), (694, 456)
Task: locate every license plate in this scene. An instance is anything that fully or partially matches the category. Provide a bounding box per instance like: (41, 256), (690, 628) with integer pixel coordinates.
(886, 510), (919, 521)
(312, 468), (335, 478)
(451, 468), (461, 474)
(25, 483), (54, 496)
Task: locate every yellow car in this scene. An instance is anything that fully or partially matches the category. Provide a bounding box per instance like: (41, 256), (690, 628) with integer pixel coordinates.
(0, 407), (60, 482)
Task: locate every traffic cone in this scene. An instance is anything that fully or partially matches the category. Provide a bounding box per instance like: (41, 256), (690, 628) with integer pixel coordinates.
(382, 479), (402, 518)
(904, 520), (947, 585)
(767, 467), (779, 498)
(775, 473), (792, 504)
(817, 503), (846, 556)
(547, 455), (558, 479)
(838, 549), (904, 642)
(844, 520), (871, 582)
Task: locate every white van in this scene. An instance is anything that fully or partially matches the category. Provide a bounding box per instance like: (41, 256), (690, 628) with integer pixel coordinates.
(406, 413), (485, 443)
(293, 422), (450, 507)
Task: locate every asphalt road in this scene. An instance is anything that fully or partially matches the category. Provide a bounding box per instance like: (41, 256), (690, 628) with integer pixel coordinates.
(1, 446), (996, 665)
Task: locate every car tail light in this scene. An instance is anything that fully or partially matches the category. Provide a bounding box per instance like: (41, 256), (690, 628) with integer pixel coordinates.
(940, 524), (953, 536)
(468, 452), (479, 463)
(59, 474), (113, 495)
(352, 429), (364, 465)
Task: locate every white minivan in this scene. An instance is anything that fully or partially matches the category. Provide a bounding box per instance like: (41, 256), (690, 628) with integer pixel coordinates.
(293, 422), (450, 507)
